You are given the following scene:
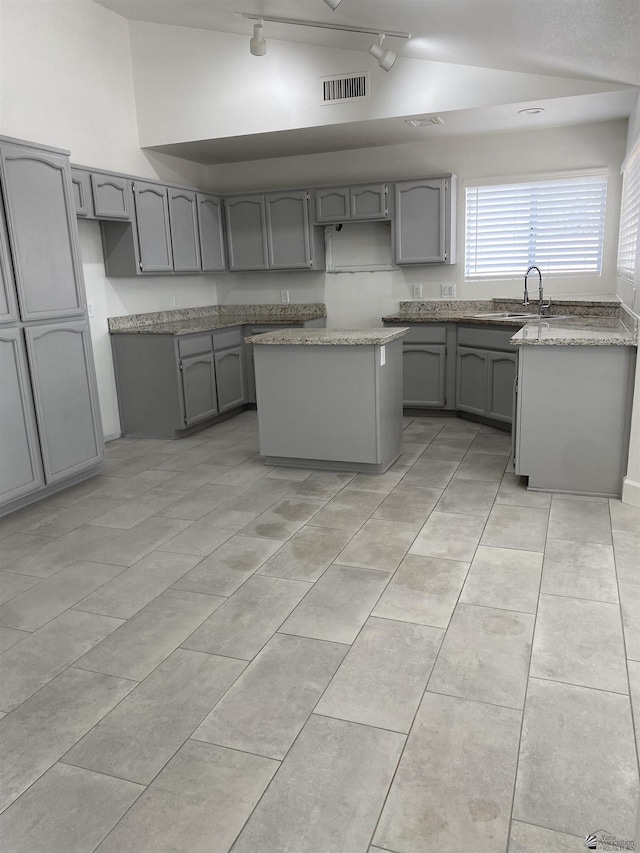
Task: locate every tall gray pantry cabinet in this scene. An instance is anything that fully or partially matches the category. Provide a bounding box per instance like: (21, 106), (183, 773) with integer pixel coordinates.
(0, 136), (104, 516)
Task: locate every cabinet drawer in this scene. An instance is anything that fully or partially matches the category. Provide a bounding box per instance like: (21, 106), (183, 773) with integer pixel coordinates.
(400, 325), (447, 344)
(213, 326), (243, 351)
(456, 325), (517, 350)
(178, 333), (213, 358)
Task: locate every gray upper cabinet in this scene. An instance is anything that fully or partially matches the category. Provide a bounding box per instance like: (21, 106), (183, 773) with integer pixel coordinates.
(168, 188), (201, 272)
(180, 352), (218, 425)
(197, 193), (226, 272)
(315, 183), (389, 223)
(225, 195), (269, 271)
(0, 203), (18, 324)
(393, 177), (456, 265)
(265, 191), (312, 270)
(0, 328), (45, 505)
(91, 172), (131, 220)
(24, 321), (104, 485)
(70, 169), (95, 219)
(133, 181), (173, 273)
(0, 142), (85, 321)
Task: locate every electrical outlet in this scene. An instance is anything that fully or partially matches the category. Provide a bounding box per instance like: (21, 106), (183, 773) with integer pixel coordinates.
(172, 295), (178, 307)
(87, 302), (95, 318)
(281, 290), (290, 304)
(412, 284), (423, 299)
(441, 283), (455, 298)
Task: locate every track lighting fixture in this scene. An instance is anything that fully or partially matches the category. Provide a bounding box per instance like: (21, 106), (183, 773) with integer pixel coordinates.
(369, 33), (396, 71)
(323, 0), (343, 8)
(249, 20), (266, 56)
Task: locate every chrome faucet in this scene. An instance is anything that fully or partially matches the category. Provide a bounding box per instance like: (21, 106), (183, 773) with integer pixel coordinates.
(523, 265), (551, 316)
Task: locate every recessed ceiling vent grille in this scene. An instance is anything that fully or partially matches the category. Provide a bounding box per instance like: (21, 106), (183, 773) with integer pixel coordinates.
(321, 73), (369, 105)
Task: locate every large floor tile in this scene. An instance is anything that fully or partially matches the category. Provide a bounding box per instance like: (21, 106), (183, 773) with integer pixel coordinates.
(0, 532), (55, 569)
(388, 442), (428, 474)
(609, 498), (640, 533)
(400, 458), (460, 489)
(0, 667), (135, 812)
(95, 740), (278, 853)
(0, 627), (29, 653)
(315, 617), (443, 733)
(530, 594), (628, 693)
(194, 633), (346, 759)
(418, 435), (474, 462)
(0, 560), (126, 632)
(0, 570), (40, 606)
(467, 433), (512, 456)
(428, 603), (534, 709)
(232, 714), (404, 853)
(436, 478), (499, 518)
(495, 472), (552, 509)
(157, 518), (236, 558)
(629, 659), (640, 758)
(348, 471), (405, 494)
(541, 539), (618, 603)
(287, 470), (355, 500)
(6, 524), (123, 578)
(153, 446), (221, 472)
(508, 821), (583, 853)
(84, 516), (193, 567)
(374, 691), (521, 853)
(75, 590), (223, 681)
(410, 511), (486, 562)
(481, 504), (548, 552)
(547, 498), (612, 544)
(156, 484), (241, 521)
(613, 530), (640, 660)
(280, 564), (391, 644)
(74, 550), (202, 619)
(306, 489), (385, 531)
(64, 648), (245, 784)
(336, 518), (419, 572)
(25, 498), (126, 539)
(87, 491), (181, 529)
(513, 678), (638, 838)
(436, 418), (482, 437)
(210, 459), (272, 486)
(257, 525), (353, 582)
(183, 575), (311, 660)
(91, 469), (179, 501)
(401, 422), (443, 443)
(453, 453), (507, 483)
(0, 762), (143, 853)
(460, 545), (543, 613)
(222, 478), (300, 513)
(0, 610), (123, 713)
(372, 485), (442, 525)
(372, 554), (470, 628)
(172, 535), (283, 597)
(239, 496), (326, 540)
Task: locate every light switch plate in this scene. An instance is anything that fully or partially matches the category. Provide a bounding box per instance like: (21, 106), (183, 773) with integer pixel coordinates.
(412, 284), (423, 299)
(281, 290), (290, 304)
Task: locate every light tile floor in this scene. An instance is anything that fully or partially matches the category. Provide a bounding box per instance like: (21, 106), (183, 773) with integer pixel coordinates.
(0, 410), (639, 853)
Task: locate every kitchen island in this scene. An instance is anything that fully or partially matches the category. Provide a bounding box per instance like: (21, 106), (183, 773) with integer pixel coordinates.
(247, 328), (409, 473)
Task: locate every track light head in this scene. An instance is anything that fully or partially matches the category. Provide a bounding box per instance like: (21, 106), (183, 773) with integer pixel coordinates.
(323, 0), (343, 8)
(249, 20), (266, 56)
(369, 33), (396, 71)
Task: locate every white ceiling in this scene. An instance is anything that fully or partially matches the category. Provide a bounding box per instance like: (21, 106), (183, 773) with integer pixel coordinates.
(94, 0), (640, 163)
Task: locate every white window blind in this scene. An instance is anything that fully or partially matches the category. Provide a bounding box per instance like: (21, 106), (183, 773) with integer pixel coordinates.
(617, 142), (640, 282)
(465, 173), (608, 279)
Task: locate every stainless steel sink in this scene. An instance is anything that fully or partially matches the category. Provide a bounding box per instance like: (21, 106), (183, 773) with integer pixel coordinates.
(472, 312), (536, 320)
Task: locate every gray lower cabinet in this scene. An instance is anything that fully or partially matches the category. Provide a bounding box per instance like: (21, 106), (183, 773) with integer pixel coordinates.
(457, 346), (516, 424)
(403, 345), (447, 407)
(25, 322), (104, 484)
(168, 188), (201, 272)
(393, 176), (456, 265)
(197, 193), (226, 272)
(0, 328), (45, 505)
(487, 351), (517, 422)
(214, 346), (246, 412)
(180, 352), (218, 425)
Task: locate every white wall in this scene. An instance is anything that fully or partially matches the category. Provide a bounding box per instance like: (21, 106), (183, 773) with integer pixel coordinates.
(0, 0), (220, 439)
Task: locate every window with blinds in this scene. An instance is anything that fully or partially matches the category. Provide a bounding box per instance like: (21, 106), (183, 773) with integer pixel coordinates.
(465, 173), (608, 279)
(617, 142), (640, 282)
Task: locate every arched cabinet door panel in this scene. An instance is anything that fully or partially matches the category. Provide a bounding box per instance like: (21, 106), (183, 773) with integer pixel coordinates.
(24, 322), (104, 484)
(487, 351), (517, 423)
(0, 143), (85, 320)
(0, 329), (44, 507)
(224, 195), (269, 271)
(133, 181), (173, 272)
(402, 345), (446, 407)
(180, 353), (219, 425)
(393, 178), (453, 265)
(168, 188), (201, 272)
(90, 173), (131, 220)
(456, 347), (488, 416)
(214, 347), (246, 413)
(0, 201), (18, 324)
(197, 193), (226, 272)
(265, 191), (312, 270)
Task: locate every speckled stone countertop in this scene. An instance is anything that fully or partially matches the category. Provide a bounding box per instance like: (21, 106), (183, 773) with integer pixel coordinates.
(108, 303), (327, 335)
(382, 298), (638, 347)
(245, 328), (409, 346)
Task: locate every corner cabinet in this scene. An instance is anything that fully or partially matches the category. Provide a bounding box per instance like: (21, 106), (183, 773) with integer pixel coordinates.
(456, 325), (517, 425)
(393, 176), (457, 265)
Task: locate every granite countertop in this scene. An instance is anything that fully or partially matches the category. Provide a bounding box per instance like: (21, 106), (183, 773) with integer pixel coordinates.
(245, 328), (410, 346)
(382, 298), (638, 347)
(108, 303), (327, 336)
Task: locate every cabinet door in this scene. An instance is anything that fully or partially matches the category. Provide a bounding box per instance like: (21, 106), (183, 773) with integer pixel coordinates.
(180, 353), (218, 425)
(0, 202), (18, 324)
(168, 188), (201, 272)
(25, 321), (104, 485)
(0, 328), (44, 507)
(214, 346), (246, 413)
(265, 191), (312, 270)
(393, 179), (447, 264)
(315, 188), (350, 223)
(133, 181), (173, 272)
(225, 195), (268, 271)
(456, 347), (488, 416)
(91, 173), (131, 220)
(487, 351), (516, 424)
(70, 169), (94, 219)
(0, 143), (85, 321)
(402, 345), (446, 407)
(197, 193), (226, 272)
(351, 184), (388, 220)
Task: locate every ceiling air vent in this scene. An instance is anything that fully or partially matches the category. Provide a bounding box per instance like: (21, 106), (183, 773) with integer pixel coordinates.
(321, 73), (369, 105)
(405, 116), (444, 127)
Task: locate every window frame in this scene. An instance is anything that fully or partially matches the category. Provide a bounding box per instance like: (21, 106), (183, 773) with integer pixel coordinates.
(617, 140), (640, 284)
